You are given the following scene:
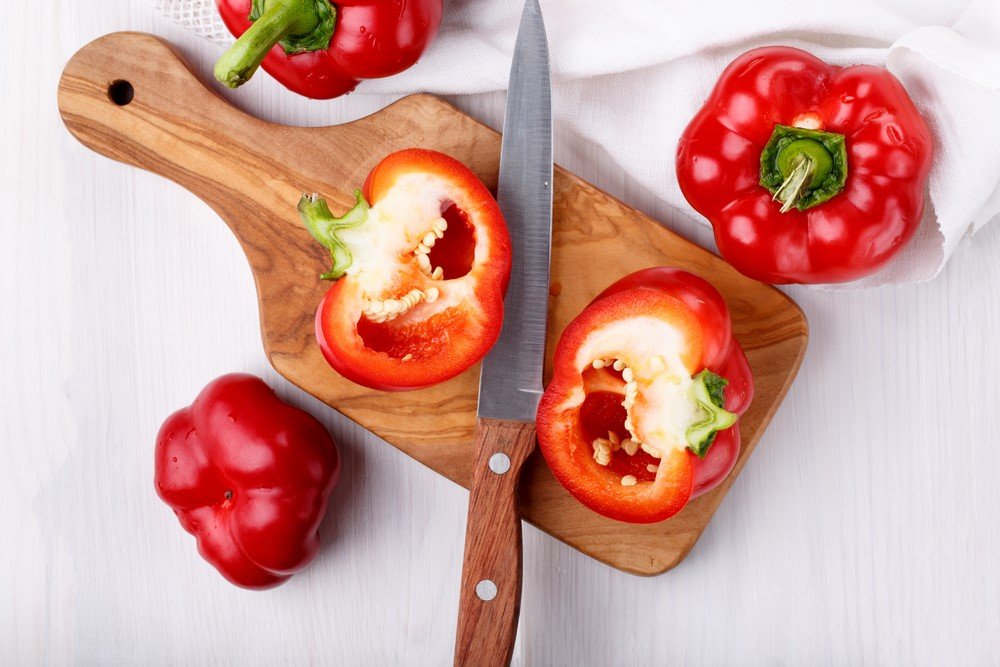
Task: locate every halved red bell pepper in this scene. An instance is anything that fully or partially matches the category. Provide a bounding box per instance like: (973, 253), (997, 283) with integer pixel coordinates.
(299, 149), (512, 391)
(676, 47), (933, 284)
(155, 374), (340, 589)
(215, 0), (443, 99)
(536, 268), (753, 524)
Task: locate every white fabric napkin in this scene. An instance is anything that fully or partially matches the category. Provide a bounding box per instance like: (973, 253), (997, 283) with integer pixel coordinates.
(156, 0), (1000, 288)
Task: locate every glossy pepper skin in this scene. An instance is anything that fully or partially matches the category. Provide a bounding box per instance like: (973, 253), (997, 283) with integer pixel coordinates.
(300, 149), (512, 391)
(155, 374), (340, 589)
(215, 0), (443, 99)
(536, 268), (753, 524)
(677, 47), (933, 284)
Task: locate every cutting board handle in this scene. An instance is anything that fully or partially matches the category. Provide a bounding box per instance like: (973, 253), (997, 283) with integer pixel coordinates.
(56, 32), (353, 270)
(454, 419), (536, 666)
(59, 33), (262, 192)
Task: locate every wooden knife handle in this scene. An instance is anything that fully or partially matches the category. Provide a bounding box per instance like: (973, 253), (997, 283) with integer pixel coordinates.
(454, 418), (537, 667)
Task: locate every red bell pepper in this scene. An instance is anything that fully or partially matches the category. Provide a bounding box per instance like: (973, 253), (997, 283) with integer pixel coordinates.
(155, 374), (340, 589)
(536, 268), (753, 524)
(677, 47), (933, 284)
(299, 149), (512, 391)
(215, 0), (442, 99)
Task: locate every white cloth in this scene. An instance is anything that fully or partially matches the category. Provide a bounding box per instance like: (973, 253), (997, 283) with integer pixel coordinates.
(156, 0), (1000, 288)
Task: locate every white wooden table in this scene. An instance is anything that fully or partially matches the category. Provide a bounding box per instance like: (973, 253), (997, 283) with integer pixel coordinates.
(3, 2), (999, 664)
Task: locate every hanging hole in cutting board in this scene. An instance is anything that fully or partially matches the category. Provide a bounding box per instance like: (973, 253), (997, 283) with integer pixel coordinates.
(107, 80), (134, 106)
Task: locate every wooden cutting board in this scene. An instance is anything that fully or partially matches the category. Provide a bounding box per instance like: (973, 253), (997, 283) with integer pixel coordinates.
(58, 32), (807, 575)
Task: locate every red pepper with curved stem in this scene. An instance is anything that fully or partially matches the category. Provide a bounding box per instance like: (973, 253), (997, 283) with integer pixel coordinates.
(215, 0), (442, 99)
(536, 268), (753, 523)
(155, 374), (340, 589)
(677, 47), (933, 284)
(300, 149), (511, 391)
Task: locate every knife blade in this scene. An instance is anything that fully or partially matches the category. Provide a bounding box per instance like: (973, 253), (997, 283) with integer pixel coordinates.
(476, 0), (553, 423)
(453, 1), (551, 665)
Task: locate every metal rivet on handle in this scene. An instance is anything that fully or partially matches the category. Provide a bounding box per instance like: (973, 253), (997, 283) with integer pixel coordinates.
(476, 579), (498, 601)
(488, 452), (511, 475)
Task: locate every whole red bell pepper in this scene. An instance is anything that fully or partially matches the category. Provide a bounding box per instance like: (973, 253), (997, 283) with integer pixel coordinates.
(299, 149), (511, 391)
(536, 268), (753, 524)
(214, 0), (443, 99)
(155, 374), (340, 589)
(677, 47), (933, 284)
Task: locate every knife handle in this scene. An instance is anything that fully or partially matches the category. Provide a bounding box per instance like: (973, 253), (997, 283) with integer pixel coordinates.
(454, 418), (537, 667)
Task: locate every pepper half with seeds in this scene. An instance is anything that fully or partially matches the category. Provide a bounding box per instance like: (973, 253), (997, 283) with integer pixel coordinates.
(536, 268), (754, 523)
(300, 149), (511, 391)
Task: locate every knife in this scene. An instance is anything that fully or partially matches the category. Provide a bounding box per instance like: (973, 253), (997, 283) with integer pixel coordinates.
(453, 0), (552, 665)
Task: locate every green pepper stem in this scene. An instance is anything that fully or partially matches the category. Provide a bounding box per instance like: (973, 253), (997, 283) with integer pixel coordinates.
(215, 0), (333, 89)
(758, 125), (848, 212)
(298, 190), (369, 280)
(772, 156), (815, 213)
(686, 370), (738, 457)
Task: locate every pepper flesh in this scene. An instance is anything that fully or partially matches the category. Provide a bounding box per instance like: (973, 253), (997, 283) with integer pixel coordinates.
(676, 46), (933, 284)
(303, 149), (511, 391)
(536, 268), (754, 523)
(215, 0), (443, 99)
(154, 374), (340, 589)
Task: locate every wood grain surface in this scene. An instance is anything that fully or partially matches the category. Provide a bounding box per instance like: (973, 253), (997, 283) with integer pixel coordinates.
(57, 32), (806, 575)
(455, 419), (536, 667)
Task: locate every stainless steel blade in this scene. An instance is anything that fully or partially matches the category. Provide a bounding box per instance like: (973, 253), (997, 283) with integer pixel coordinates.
(476, 0), (552, 423)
